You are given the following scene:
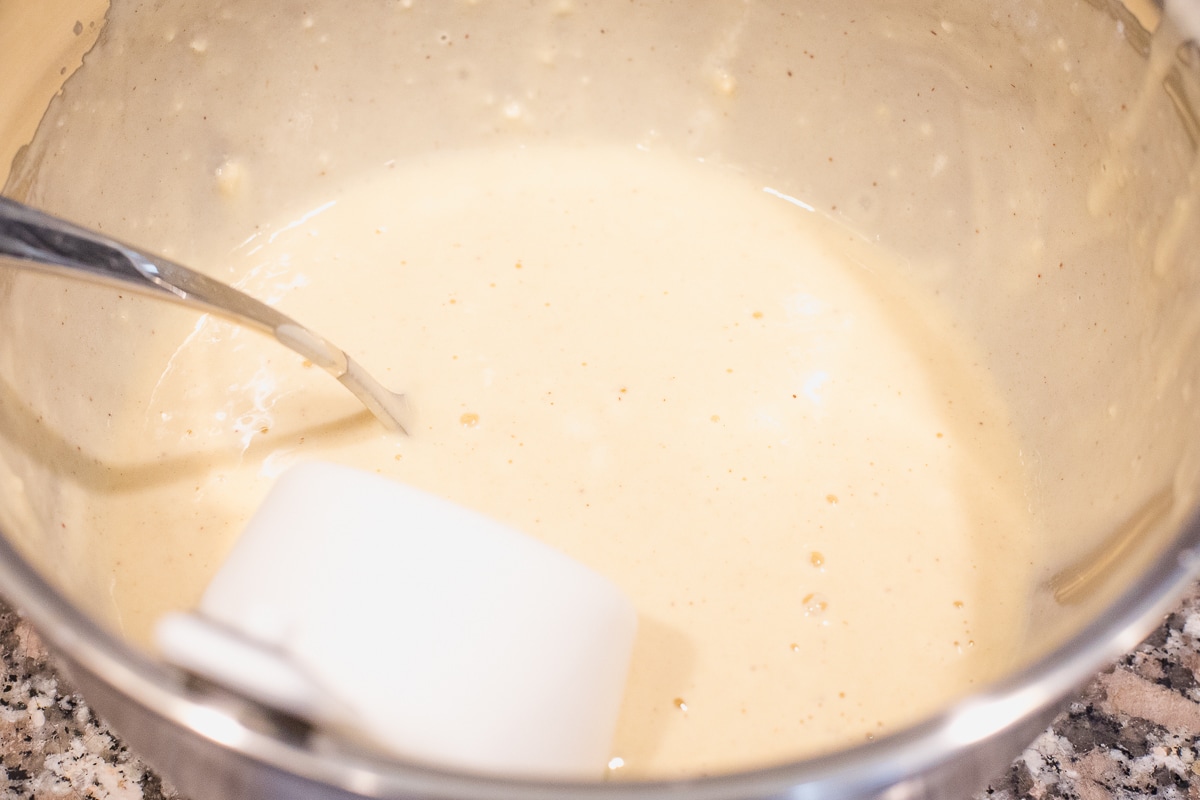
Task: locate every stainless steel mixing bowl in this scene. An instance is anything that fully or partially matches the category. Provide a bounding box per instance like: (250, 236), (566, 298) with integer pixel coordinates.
(2, 1), (1200, 798)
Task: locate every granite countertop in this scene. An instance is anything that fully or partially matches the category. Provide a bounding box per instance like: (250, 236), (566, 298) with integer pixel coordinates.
(3, 590), (1200, 800)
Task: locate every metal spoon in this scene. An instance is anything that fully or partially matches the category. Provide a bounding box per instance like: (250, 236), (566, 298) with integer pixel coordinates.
(0, 196), (408, 434)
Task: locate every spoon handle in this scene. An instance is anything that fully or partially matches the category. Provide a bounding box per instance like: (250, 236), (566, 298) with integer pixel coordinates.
(0, 196), (408, 434)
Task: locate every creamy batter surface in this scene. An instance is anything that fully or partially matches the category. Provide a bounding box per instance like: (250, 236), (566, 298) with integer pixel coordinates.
(22, 0), (1200, 781)
(55, 143), (1034, 776)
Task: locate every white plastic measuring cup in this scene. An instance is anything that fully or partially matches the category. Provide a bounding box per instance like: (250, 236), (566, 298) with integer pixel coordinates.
(156, 462), (638, 778)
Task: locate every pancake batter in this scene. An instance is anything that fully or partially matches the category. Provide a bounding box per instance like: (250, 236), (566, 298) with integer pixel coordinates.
(6, 0), (1195, 781)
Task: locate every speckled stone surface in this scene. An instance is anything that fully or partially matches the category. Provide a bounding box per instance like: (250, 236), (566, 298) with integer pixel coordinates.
(0, 605), (173, 800)
(980, 584), (1200, 800)
(3, 590), (1200, 799)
